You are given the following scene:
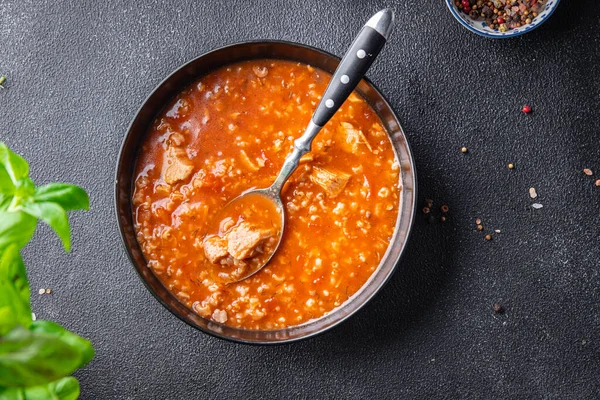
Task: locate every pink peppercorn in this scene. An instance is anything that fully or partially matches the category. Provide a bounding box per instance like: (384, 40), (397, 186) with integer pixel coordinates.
(522, 105), (532, 114)
(464, 6), (471, 12)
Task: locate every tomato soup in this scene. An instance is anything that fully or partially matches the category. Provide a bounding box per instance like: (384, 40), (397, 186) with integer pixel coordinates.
(132, 60), (400, 330)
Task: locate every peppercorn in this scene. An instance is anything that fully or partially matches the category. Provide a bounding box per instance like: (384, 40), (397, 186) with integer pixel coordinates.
(425, 199), (434, 208)
(584, 168), (593, 176)
(595, 180), (600, 187)
(422, 207), (430, 214)
(461, 0), (541, 32)
(441, 216), (447, 222)
(461, 147), (468, 153)
(508, 163), (514, 169)
(485, 234), (492, 240)
(441, 205), (449, 213)
(493, 303), (504, 313)
(477, 224), (484, 231)
(475, 218), (482, 225)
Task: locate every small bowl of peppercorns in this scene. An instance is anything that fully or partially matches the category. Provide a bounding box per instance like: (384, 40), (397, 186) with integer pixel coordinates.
(445, 0), (560, 38)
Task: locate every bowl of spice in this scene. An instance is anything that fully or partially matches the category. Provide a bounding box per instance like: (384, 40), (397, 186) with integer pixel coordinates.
(445, 0), (560, 38)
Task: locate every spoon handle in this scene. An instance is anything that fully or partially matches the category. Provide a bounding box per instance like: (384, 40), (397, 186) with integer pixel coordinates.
(312, 8), (395, 127)
(270, 9), (394, 195)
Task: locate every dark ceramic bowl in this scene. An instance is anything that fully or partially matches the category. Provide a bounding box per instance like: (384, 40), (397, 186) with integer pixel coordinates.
(115, 41), (417, 344)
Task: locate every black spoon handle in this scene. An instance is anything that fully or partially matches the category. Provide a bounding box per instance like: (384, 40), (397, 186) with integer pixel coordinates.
(270, 9), (395, 195)
(312, 8), (395, 127)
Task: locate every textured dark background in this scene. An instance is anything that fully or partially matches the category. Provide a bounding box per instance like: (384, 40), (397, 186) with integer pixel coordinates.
(1, 0), (599, 398)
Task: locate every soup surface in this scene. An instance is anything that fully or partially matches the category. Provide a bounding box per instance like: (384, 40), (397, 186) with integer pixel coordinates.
(133, 60), (400, 330)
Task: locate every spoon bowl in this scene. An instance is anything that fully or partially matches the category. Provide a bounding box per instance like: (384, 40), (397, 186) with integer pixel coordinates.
(204, 187), (285, 283)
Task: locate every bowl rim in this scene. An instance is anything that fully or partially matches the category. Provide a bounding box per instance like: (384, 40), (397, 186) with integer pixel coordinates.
(444, 0), (561, 38)
(115, 39), (418, 344)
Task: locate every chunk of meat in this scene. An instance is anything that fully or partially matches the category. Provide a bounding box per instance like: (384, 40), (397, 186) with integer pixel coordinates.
(162, 146), (193, 184)
(203, 236), (229, 263)
(310, 166), (351, 198)
(337, 122), (373, 153)
(226, 221), (274, 260)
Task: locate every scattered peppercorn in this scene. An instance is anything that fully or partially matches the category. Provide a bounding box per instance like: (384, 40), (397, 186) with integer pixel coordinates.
(441, 216), (447, 222)
(485, 234), (492, 241)
(493, 303), (504, 313)
(508, 163), (514, 169)
(477, 224), (484, 231)
(475, 218), (481, 225)
(522, 105), (532, 114)
(45, 288), (52, 294)
(38, 288), (45, 295)
(425, 199), (434, 208)
(596, 180), (600, 187)
(584, 168), (593, 176)
(422, 207), (430, 214)
(441, 205), (449, 213)
(461, 147), (468, 153)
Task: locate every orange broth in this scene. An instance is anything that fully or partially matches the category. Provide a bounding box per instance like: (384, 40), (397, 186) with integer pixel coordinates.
(132, 59), (400, 329)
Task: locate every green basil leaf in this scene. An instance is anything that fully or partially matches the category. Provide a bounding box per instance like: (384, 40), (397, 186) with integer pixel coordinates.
(33, 184), (89, 212)
(28, 321), (94, 367)
(19, 203), (70, 252)
(0, 144), (29, 184)
(0, 244), (31, 334)
(13, 179), (35, 201)
(0, 377), (80, 400)
(0, 166), (15, 195)
(0, 195), (12, 212)
(0, 281), (32, 336)
(0, 321), (94, 388)
(0, 212), (37, 253)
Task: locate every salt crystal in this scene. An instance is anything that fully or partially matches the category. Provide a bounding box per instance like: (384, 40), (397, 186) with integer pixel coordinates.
(495, 229), (501, 233)
(532, 203), (543, 209)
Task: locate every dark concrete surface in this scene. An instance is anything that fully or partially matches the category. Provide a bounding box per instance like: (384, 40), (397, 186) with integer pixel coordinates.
(1, 0), (599, 398)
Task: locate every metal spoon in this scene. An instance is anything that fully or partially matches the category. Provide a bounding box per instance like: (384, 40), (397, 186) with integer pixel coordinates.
(212, 9), (395, 283)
